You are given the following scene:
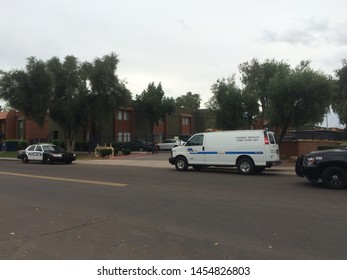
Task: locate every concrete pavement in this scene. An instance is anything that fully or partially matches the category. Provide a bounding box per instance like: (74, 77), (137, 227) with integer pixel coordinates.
(75, 151), (296, 174)
(0, 151), (296, 173)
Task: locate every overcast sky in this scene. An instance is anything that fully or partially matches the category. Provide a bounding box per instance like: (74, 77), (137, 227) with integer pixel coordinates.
(1, 0), (346, 126)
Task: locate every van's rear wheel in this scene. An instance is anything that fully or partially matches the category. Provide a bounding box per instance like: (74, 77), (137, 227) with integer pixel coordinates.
(175, 156), (188, 171)
(237, 158), (254, 175)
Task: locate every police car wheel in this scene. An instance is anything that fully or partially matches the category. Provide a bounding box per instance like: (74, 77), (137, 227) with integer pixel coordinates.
(175, 157), (188, 171)
(22, 155), (29, 164)
(237, 158), (254, 175)
(46, 156), (53, 164)
(322, 166), (347, 189)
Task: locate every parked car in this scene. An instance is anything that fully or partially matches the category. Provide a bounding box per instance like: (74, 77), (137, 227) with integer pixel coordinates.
(17, 143), (76, 164)
(156, 139), (185, 151)
(295, 147), (347, 189)
(118, 139), (152, 151)
(179, 135), (191, 142)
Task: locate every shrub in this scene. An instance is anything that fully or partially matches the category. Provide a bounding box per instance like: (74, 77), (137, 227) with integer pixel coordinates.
(99, 148), (113, 158)
(18, 140), (29, 150)
(122, 148), (131, 155)
(1, 140), (19, 151)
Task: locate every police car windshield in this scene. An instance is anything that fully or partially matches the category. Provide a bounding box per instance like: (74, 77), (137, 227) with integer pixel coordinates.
(43, 145), (63, 152)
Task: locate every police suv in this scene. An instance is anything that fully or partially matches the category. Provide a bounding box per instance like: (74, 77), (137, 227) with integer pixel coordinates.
(296, 147), (347, 189)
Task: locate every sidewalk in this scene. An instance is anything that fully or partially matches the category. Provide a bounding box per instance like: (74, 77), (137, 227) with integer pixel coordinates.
(75, 152), (296, 174)
(1, 151), (295, 173)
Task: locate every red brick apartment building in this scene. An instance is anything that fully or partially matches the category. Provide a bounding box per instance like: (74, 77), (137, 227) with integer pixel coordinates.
(0, 106), (212, 146)
(0, 110), (49, 142)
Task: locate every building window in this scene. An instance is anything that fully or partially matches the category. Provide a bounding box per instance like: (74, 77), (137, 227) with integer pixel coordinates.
(124, 133), (131, 142)
(182, 117), (190, 125)
(17, 120), (24, 139)
(124, 111), (130, 121)
(118, 110), (131, 121)
(117, 111), (123, 120)
(117, 132), (131, 142)
(117, 132), (123, 142)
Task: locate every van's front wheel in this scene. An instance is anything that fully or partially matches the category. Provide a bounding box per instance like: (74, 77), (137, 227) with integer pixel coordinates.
(175, 156), (188, 171)
(237, 158), (254, 175)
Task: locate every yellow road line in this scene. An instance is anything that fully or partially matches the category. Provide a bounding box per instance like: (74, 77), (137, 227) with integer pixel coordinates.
(0, 171), (128, 187)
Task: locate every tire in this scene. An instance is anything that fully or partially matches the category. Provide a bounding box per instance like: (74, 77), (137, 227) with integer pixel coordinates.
(321, 166), (347, 189)
(175, 156), (188, 171)
(46, 156), (53, 165)
(295, 156), (304, 177)
(237, 158), (255, 175)
(66, 160), (72, 164)
(22, 155), (29, 164)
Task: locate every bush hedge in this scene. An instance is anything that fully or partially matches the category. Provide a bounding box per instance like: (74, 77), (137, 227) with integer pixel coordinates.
(1, 139), (29, 151)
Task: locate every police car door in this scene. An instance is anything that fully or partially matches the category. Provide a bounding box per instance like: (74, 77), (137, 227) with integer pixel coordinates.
(28, 145), (44, 161)
(185, 134), (205, 164)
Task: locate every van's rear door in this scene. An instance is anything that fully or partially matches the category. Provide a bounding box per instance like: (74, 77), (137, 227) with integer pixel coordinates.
(264, 131), (280, 162)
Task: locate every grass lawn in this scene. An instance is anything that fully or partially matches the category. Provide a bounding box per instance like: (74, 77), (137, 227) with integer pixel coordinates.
(0, 151), (17, 158)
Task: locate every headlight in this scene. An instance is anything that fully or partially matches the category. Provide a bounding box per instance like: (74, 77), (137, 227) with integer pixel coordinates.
(306, 157), (316, 166)
(52, 153), (63, 157)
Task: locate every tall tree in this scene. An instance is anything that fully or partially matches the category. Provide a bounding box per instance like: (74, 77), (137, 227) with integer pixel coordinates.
(175, 91), (201, 111)
(82, 53), (131, 143)
(332, 59), (347, 126)
(207, 76), (255, 130)
(0, 57), (53, 127)
(46, 56), (89, 151)
(267, 61), (333, 144)
(239, 58), (290, 117)
(136, 82), (175, 137)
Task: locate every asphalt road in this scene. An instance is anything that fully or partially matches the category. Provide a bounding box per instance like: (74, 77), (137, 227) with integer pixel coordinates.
(1, 159), (347, 260)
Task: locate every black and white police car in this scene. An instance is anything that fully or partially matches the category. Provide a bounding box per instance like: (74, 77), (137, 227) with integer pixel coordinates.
(17, 144), (76, 164)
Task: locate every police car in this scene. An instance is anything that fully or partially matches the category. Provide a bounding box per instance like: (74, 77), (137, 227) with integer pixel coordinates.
(17, 143), (76, 164)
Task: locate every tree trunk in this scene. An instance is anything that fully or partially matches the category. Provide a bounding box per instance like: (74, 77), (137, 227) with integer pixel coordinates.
(278, 125), (288, 146)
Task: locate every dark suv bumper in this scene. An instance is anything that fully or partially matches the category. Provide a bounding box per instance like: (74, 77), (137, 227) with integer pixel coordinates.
(295, 156), (319, 180)
(169, 157), (175, 165)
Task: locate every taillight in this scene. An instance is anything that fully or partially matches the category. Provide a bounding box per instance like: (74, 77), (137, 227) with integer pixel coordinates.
(264, 136), (269, 145)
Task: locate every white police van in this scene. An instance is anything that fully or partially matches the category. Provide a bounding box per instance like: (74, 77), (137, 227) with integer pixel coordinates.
(169, 129), (280, 174)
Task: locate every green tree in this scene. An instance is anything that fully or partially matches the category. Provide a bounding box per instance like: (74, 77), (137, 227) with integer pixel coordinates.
(136, 82), (175, 138)
(207, 76), (255, 130)
(332, 59), (347, 126)
(239, 58), (290, 117)
(82, 53), (131, 144)
(0, 57), (53, 126)
(175, 91), (201, 111)
(46, 56), (89, 151)
(267, 61), (333, 144)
